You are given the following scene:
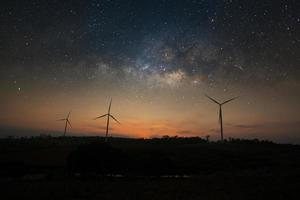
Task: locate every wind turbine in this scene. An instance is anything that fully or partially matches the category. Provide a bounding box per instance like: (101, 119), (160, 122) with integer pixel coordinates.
(94, 98), (120, 142)
(57, 111), (72, 137)
(205, 95), (239, 141)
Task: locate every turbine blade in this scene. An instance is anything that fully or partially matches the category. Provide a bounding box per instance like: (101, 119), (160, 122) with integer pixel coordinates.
(222, 96), (239, 105)
(108, 98), (112, 113)
(205, 94), (220, 104)
(109, 114), (121, 124)
(67, 111), (72, 119)
(67, 119), (72, 128)
(57, 119), (66, 121)
(94, 114), (108, 120)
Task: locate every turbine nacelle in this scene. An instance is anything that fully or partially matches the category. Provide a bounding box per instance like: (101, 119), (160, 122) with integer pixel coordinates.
(94, 114), (121, 124)
(94, 98), (120, 141)
(205, 94), (239, 141)
(57, 111), (72, 136)
(205, 94), (239, 105)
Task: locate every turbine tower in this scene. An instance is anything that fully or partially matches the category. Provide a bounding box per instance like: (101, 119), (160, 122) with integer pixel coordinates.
(205, 95), (239, 141)
(57, 111), (72, 137)
(94, 98), (120, 142)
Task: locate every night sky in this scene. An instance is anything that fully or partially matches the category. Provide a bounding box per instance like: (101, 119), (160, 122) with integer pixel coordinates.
(0, 0), (299, 143)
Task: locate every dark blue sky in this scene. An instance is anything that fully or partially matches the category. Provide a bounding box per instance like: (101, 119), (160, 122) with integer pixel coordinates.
(1, 0), (299, 76)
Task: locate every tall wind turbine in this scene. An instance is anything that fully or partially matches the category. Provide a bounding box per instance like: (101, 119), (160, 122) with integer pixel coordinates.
(205, 95), (239, 141)
(57, 111), (72, 137)
(94, 98), (120, 141)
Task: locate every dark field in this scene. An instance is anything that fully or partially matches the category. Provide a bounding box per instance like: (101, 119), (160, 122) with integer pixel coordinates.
(0, 136), (300, 199)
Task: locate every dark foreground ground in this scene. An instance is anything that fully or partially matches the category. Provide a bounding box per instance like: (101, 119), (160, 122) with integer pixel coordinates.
(1, 175), (299, 200)
(0, 136), (300, 199)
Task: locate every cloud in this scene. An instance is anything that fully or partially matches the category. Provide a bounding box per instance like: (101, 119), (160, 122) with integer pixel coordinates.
(226, 123), (264, 129)
(227, 121), (300, 130)
(89, 125), (113, 131)
(176, 130), (192, 134)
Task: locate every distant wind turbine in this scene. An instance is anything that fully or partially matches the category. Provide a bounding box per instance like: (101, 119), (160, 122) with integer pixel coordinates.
(205, 95), (239, 141)
(57, 111), (72, 137)
(94, 98), (120, 141)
